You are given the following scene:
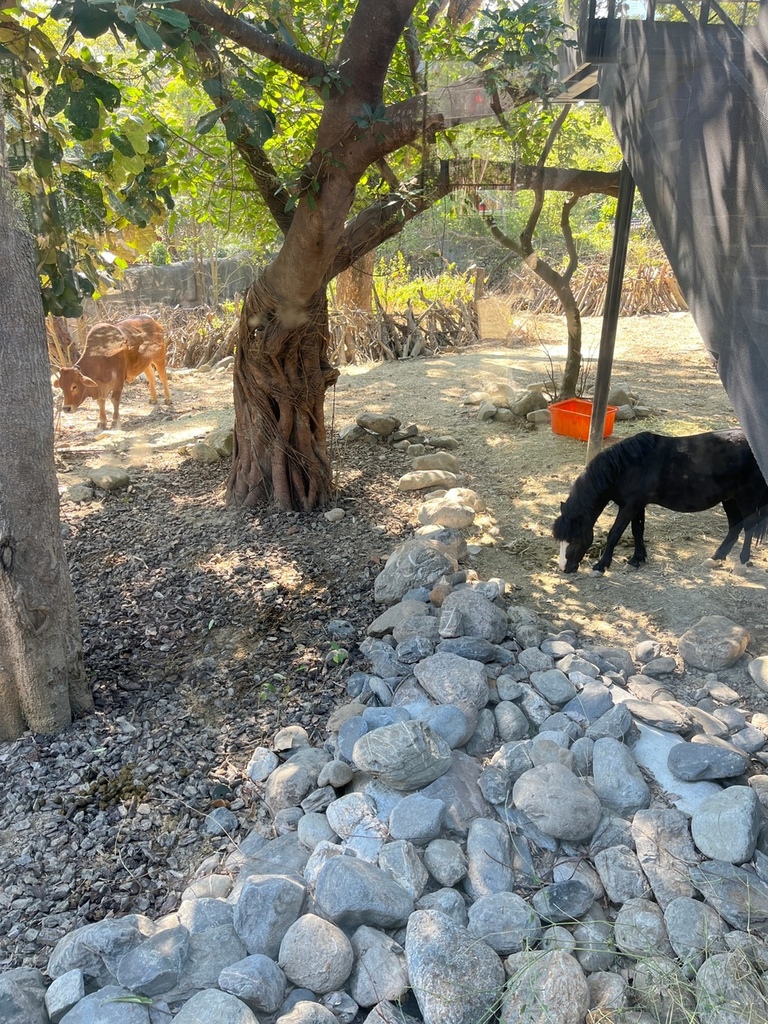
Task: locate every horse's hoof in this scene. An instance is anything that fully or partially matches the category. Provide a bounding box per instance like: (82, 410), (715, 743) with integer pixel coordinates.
(590, 568), (605, 578)
(733, 562), (750, 576)
(703, 558), (722, 569)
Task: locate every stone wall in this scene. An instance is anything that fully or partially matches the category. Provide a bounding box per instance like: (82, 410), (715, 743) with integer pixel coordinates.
(88, 257), (258, 314)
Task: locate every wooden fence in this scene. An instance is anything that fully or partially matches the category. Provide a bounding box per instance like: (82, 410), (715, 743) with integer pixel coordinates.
(506, 261), (688, 316)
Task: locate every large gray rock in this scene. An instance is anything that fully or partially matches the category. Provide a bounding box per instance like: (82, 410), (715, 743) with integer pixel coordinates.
(374, 540), (456, 605)
(0, 968), (49, 1024)
(467, 893), (542, 954)
(419, 750), (490, 836)
(348, 926), (409, 1008)
(352, 720), (452, 791)
(169, 899), (247, 1001)
(406, 909), (505, 1024)
(357, 411), (401, 435)
(172, 988), (260, 1022)
(465, 818), (515, 898)
(325, 793), (388, 859)
(696, 951), (768, 1024)
(232, 875), (306, 958)
(388, 793), (445, 844)
(512, 763), (602, 842)
(398, 470), (461, 491)
(678, 615), (751, 670)
(367, 600), (432, 638)
(663, 896), (728, 968)
(51, 985), (151, 1022)
(114, 923), (190, 996)
(529, 669), (577, 706)
(313, 857), (414, 930)
(438, 590), (508, 643)
(592, 737), (651, 815)
(413, 653), (490, 741)
(631, 808), (699, 908)
(631, 955), (696, 1024)
(278, 914), (354, 994)
(690, 861), (768, 931)
(691, 786), (762, 863)
(378, 840), (429, 899)
(45, 969), (84, 1024)
(424, 839), (468, 886)
(48, 916), (154, 985)
(667, 741), (749, 781)
(500, 950), (589, 1024)
(593, 845), (649, 904)
(532, 881), (594, 923)
(571, 918), (616, 973)
(279, 1001), (338, 1024)
(218, 954), (287, 1015)
(613, 898), (673, 957)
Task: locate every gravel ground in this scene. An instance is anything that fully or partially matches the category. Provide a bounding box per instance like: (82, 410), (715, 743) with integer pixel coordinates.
(5, 312), (768, 974)
(0, 434), (417, 973)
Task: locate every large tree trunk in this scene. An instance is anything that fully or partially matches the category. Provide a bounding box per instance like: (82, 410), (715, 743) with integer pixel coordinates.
(228, 275), (340, 510)
(0, 178), (91, 741)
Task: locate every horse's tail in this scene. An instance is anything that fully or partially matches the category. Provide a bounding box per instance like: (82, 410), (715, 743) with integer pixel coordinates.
(753, 506), (768, 548)
(745, 503), (768, 547)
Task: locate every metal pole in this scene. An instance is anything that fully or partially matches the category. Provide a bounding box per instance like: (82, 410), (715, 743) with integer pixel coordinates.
(586, 161), (636, 462)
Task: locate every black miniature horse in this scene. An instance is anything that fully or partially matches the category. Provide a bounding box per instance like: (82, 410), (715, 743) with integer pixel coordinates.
(552, 429), (768, 573)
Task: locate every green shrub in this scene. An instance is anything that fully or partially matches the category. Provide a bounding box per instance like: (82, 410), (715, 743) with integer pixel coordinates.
(148, 241), (172, 266)
(373, 251), (474, 311)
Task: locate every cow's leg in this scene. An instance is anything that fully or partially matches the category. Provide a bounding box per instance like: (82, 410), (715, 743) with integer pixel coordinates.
(628, 509), (647, 567)
(145, 368), (159, 405)
(96, 397), (108, 430)
(153, 359), (172, 405)
(593, 505), (637, 573)
(110, 383), (123, 429)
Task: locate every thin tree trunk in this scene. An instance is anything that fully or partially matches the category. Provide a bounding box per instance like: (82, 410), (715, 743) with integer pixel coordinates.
(228, 275), (340, 510)
(0, 172), (91, 741)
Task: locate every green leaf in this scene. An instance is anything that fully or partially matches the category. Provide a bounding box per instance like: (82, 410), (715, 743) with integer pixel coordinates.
(134, 19), (164, 49)
(87, 73), (121, 109)
(154, 6), (189, 28)
(68, 89), (100, 132)
(71, 0), (115, 38)
(202, 77), (225, 99)
(32, 132), (64, 177)
(43, 83), (69, 116)
(195, 107), (222, 135)
(110, 130), (136, 156)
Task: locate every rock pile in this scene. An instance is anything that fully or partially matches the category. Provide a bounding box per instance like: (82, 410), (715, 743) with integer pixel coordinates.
(460, 384), (658, 426)
(6, 469), (768, 1024)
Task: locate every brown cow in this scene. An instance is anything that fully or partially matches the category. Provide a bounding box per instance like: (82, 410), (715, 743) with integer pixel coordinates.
(54, 314), (171, 429)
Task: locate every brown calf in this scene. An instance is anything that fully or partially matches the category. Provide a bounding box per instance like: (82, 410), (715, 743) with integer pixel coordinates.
(54, 314), (171, 429)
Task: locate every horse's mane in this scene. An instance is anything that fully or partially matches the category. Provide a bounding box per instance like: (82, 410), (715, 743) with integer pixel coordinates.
(559, 432), (660, 527)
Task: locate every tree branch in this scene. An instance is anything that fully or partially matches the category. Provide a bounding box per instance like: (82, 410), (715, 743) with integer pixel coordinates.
(561, 194), (579, 287)
(189, 34), (294, 232)
(173, 0), (327, 81)
(537, 104), (571, 168)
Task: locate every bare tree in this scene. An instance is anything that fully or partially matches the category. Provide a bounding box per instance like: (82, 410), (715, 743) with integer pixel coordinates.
(475, 106), (618, 399)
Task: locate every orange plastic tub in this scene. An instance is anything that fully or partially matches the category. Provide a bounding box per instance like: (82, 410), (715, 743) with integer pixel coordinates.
(549, 398), (618, 442)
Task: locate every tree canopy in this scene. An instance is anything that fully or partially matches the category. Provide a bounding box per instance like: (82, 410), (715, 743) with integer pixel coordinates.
(1, 0), (568, 314)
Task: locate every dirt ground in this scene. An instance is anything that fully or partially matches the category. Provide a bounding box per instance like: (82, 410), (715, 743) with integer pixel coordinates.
(55, 309), (768, 676)
(334, 311), (768, 655)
